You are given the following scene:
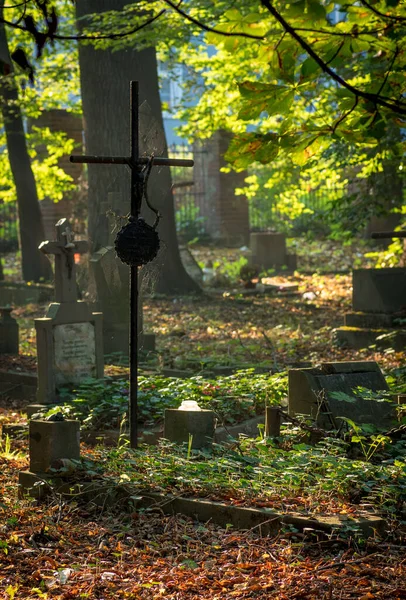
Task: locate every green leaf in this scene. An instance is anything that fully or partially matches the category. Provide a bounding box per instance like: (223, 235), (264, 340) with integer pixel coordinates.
(307, 0), (327, 21)
(301, 57), (319, 77)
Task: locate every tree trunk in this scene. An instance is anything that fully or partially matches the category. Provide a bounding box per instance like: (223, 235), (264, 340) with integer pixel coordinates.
(0, 1), (53, 283)
(76, 0), (200, 294)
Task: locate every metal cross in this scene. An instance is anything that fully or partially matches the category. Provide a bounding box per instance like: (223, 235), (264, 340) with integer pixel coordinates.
(70, 81), (194, 448)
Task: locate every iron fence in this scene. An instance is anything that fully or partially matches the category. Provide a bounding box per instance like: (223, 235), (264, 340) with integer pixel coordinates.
(0, 201), (18, 252)
(249, 187), (343, 233)
(168, 143), (210, 242)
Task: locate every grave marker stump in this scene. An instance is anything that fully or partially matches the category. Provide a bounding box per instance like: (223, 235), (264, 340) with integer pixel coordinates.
(19, 417), (81, 499)
(250, 232), (297, 272)
(0, 307), (19, 354)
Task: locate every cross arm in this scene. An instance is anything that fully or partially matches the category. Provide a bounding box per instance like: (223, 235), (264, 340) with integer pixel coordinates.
(39, 240), (89, 254)
(371, 231), (406, 239)
(39, 241), (63, 255)
(70, 154), (194, 168)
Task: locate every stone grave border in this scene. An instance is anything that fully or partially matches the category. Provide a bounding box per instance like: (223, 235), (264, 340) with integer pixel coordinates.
(18, 473), (386, 539)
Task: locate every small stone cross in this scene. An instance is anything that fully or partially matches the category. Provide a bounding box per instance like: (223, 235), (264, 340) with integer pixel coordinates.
(39, 218), (88, 303)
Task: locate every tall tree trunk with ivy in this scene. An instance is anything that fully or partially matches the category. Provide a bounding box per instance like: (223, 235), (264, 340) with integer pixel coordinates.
(76, 0), (200, 294)
(0, 0), (52, 282)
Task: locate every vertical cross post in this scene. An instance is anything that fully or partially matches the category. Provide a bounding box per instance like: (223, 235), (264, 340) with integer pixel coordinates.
(70, 81), (193, 448)
(129, 81), (141, 449)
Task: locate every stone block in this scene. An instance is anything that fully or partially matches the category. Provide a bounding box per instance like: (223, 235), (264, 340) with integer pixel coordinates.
(344, 312), (395, 329)
(334, 326), (406, 351)
(288, 361), (395, 429)
(250, 232), (287, 269)
(29, 420), (80, 472)
(140, 333), (156, 353)
(286, 253), (297, 271)
(164, 409), (215, 448)
(352, 268), (406, 314)
(0, 307), (19, 354)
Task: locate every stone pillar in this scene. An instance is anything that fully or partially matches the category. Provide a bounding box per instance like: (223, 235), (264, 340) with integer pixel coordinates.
(194, 131), (249, 245)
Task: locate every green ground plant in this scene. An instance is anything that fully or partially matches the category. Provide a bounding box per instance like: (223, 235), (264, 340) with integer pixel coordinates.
(53, 370), (288, 430)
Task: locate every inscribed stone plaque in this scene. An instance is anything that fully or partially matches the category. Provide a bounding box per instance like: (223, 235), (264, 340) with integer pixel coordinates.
(54, 322), (96, 386)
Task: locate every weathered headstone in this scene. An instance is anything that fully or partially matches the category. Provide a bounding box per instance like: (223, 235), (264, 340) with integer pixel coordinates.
(35, 218), (103, 404)
(250, 232), (297, 271)
(288, 361), (395, 430)
(335, 268), (406, 350)
(19, 416), (80, 498)
(0, 307), (19, 354)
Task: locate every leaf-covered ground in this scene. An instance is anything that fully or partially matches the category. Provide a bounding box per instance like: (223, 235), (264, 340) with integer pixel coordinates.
(0, 242), (405, 598)
(1, 450), (405, 600)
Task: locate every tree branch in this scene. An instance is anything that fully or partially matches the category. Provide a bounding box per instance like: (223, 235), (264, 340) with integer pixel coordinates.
(359, 0), (406, 23)
(331, 96), (359, 133)
(260, 0), (406, 116)
(1, 8), (166, 42)
(162, 0), (265, 40)
(376, 46), (399, 98)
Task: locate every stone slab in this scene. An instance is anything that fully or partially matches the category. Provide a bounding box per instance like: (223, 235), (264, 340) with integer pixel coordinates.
(288, 361), (395, 429)
(54, 322), (97, 386)
(335, 326), (406, 351)
(29, 420), (80, 472)
(344, 312), (395, 329)
(352, 268), (406, 314)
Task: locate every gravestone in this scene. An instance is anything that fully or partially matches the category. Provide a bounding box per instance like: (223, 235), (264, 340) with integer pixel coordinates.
(335, 268), (406, 350)
(0, 307), (19, 354)
(19, 416), (80, 498)
(288, 361), (395, 430)
(164, 403), (215, 449)
(35, 218), (103, 404)
(90, 193), (155, 357)
(250, 232), (297, 272)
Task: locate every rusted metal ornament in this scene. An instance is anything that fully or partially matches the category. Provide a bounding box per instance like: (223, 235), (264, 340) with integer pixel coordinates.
(114, 216), (160, 267)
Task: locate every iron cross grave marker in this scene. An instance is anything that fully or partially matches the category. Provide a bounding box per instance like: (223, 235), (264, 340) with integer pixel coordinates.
(70, 80), (194, 448)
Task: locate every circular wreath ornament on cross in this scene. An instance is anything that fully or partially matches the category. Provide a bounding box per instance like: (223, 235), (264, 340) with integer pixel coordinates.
(114, 216), (160, 267)
(114, 155), (161, 267)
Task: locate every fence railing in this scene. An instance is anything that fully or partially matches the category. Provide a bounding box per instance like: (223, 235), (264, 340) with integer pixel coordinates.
(0, 201), (19, 253)
(249, 187), (343, 232)
(168, 143), (210, 241)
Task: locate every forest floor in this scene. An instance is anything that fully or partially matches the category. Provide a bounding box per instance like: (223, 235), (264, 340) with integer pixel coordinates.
(0, 240), (405, 598)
